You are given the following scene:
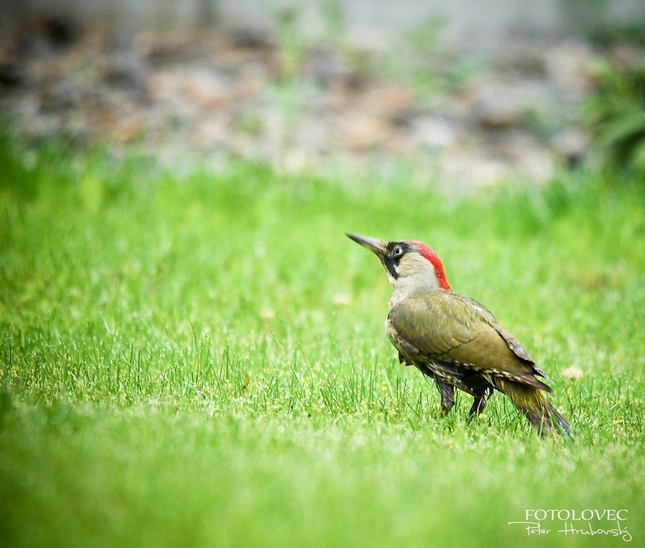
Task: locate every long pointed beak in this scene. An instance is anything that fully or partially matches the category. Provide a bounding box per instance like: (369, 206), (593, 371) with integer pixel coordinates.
(346, 233), (387, 257)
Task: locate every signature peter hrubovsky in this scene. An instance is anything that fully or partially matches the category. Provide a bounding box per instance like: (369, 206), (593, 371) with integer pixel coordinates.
(508, 509), (632, 543)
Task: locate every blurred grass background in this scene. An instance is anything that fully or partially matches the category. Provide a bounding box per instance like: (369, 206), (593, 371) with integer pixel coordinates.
(1, 135), (644, 547)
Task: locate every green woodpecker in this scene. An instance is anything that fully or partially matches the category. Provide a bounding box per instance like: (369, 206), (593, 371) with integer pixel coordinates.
(347, 233), (571, 435)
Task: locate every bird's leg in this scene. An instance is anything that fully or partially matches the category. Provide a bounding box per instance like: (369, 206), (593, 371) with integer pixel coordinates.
(469, 396), (487, 415)
(468, 387), (493, 416)
(435, 381), (455, 415)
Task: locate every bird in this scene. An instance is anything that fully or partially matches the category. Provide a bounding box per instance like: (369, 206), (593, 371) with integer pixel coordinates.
(346, 232), (571, 436)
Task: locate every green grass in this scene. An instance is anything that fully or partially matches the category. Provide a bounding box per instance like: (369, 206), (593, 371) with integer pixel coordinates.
(1, 137), (644, 547)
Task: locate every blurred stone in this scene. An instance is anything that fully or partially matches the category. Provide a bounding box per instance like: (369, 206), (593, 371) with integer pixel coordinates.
(31, 16), (80, 49)
(607, 44), (645, 70)
(304, 45), (360, 92)
(551, 130), (589, 167)
(364, 85), (414, 125)
(0, 17), (618, 191)
(345, 26), (390, 55)
(113, 112), (145, 143)
(321, 61), (358, 92)
(338, 111), (389, 151)
(442, 150), (509, 189)
(383, 131), (415, 156)
(230, 28), (275, 50)
(192, 116), (228, 147)
(304, 92), (346, 115)
(495, 40), (541, 75)
(544, 41), (594, 92)
(0, 62), (21, 87)
(139, 30), (194, 66)
(501, 130), (554, 181)
(147, 70), (180, 101)
(39, 79), (80, 111)
(236, 61), (269, 97)
(412, 116), (460, 150)
(183, 69), (236, 108)
(148, 67), (237, 109)
(101, 51), (147, 92)
(471, 79), (556, 128)
(294, 116), (331, 154)
(0, 20), (20, 62)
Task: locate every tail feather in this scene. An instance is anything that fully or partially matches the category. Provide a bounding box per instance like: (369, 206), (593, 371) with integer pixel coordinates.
(547, 401), (573, 437)
(496, 379), (572, 437)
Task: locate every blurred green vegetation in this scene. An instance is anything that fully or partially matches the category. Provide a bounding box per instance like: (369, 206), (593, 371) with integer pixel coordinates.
(582, 58), (645, 178)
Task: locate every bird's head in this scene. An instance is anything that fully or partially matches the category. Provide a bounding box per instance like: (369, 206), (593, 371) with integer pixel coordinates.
(347, 233), (451, 301)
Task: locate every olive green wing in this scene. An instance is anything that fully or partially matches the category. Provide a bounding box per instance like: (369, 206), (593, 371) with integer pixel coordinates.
(387, 291), (552, 392)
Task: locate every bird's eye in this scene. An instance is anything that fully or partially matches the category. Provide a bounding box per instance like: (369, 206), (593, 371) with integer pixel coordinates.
(393, 246), (404, 257)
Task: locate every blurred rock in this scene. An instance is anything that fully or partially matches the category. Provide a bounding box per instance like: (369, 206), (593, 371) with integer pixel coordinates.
(606, 43), (645, 69)
(148, 67), (236, 109)
(442, 150), (509, 189)
(230, 28), (275, 51)
(0, 62), (22, 87)
(139, 30), (195, 66)
(338, 111), (389, 151)
(147, 70), (180, 102)
(39, 79), (80, 111)
(363, 85), (415, 125)
(496, 39), (547, 76)
(236, 61), (269, 97)
(412, 116), (460, 150)
(101, 51), (147, 92)
(31, 16), (80, 49)
(550, 130), (589, 167)
(471, 79), (556, 128)
(303, 45), (361, 92)
(0, 17), (609, 189)
(192, 116), (228, 148)
(294, 116), (332, 154)
(183, 69), (236, 108)
(504, 131), (554, 181)
(544, 41), (594, 92)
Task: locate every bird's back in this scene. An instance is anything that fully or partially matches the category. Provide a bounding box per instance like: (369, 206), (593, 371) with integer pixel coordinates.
(386, 290), (551, 392)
